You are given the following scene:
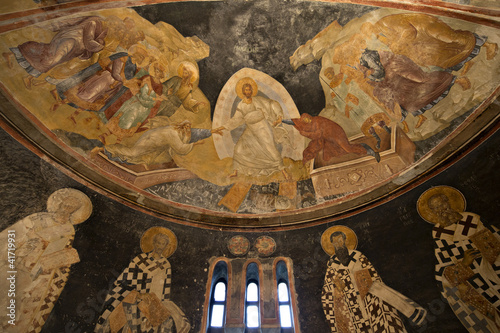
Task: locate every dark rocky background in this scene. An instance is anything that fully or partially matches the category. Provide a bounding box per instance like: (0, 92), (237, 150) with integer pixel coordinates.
(0, 1), (499, 332)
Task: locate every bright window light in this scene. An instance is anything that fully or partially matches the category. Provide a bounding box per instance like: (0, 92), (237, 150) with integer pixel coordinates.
(210, 304), (225, 327)
(246, 305), (259, 327)
(247, 282), (258, 302)
(279, 305), (292, 327)
(278, 282), (289, 302)
(214, 281), (226, 302)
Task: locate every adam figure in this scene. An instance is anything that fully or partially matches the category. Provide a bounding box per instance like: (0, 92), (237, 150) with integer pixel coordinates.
(99, 120), (203, 169)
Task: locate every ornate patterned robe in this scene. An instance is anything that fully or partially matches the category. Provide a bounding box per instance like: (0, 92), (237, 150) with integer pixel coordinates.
(0, 212), (79, 333)
(95, 252), (190, 333)
(433, 212), (500, 332)
(321, 250), (408, 333)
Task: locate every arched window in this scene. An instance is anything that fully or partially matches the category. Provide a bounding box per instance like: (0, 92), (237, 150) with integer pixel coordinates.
(204, 257), (300, 333)
(245, 262), (260, 330)
(276, 260), (294, 332)
(210, 281), (227, 327)
(207, 261), (228, 332)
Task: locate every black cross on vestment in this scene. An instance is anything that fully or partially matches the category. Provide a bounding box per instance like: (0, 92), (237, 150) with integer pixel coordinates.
(439, 241), (457, 257)
(331, 252), (358, 267)
(148, 261), (167, 271)
(138, 276), (152, 290)
(135, 254), (150, 267)
(459, 215), (478, 236)
(433, 225), (455, 238)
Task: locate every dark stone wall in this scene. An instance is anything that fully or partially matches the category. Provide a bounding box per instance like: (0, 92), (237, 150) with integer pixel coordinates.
(1, 125), (499, 332)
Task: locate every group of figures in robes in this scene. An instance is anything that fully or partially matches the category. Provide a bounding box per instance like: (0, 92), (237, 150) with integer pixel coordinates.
(354, 14), (494, 131)
(51, 43), (204, 144)
(0, 188), (191, 333)
(291, 12), (498, 137)
(3, 10), (500, 215)
(418, 186), (500, 332)
(321, 187), (500, 333)
(4, 12), (218, 184)
(6, 13), (207, 151)
(91, 58), (207, 167)
(4, 11), (386, 183)
(321, 226), (427, 332)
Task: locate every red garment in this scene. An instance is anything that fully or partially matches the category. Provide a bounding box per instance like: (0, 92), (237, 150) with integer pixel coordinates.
(292, 115), (367, 164)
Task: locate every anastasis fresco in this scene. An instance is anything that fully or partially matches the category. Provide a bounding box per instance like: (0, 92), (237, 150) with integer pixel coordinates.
(0, 1), (499, 226)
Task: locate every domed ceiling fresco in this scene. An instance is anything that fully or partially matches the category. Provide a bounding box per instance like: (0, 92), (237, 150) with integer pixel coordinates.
(0, 0), (499, 228)
(1, 1), (500, 333)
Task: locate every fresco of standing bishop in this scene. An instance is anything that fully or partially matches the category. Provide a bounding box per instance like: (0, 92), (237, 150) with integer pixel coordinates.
(321, 226), (427, 332)
(418, 186), (500, 333)
(95, 227), (190, 333)
(0, 188), (93, 333)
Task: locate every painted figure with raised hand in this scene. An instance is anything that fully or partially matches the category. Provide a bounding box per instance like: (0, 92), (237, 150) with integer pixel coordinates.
(212, 77), (290, 179)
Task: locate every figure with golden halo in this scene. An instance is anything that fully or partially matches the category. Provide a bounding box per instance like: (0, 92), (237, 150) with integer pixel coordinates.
(211, 77), (290, 179)
(0, 188), (92, 333)
(95, 227), (190, 333)
(417, 186), (500, 332)
(155, 61), (206, 118)
(321, 226), (426, 332)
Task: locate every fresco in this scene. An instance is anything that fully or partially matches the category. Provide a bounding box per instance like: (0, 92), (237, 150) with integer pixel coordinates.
(440, 0), (500, 8)
(0, 102), (498, 333)
(320, 226), (428, 332)
(290, 10), (500, 202)
(292, 11), (499, 140)
(95, 226), (190, 333)
(0, 0), (81, 16)
(0, 188), (92, 333)
(0, 2), (499, 224)
(417, 186), (500, 332)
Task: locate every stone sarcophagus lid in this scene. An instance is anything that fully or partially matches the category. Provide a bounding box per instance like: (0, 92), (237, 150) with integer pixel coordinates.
(310, 124), (416, 199)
